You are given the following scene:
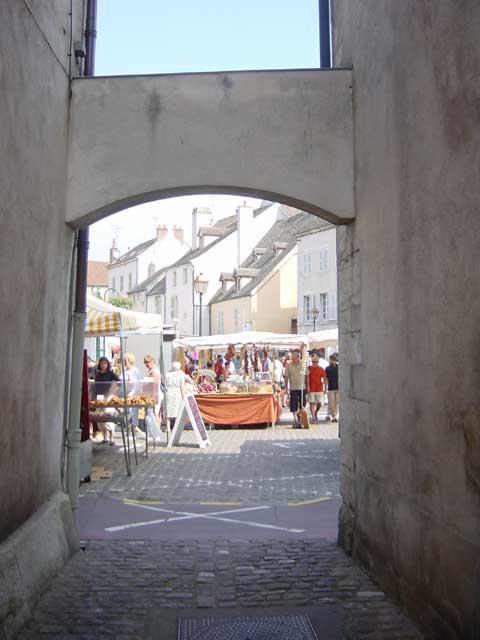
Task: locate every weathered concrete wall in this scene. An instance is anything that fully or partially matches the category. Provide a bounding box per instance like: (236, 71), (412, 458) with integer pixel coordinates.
(0, 1), (81, 635)
(66, 69), (354, 226)
(334, 1), (480, 637)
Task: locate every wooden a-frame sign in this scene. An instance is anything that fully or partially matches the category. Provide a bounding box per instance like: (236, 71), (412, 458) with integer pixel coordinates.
(168, 393), (211, 448)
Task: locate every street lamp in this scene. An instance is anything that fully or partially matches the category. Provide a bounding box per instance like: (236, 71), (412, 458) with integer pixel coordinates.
(194, 274), (209, 336)
(312, 306), (319, 332)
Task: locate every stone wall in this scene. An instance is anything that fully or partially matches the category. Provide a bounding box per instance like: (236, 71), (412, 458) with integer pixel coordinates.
(334, 2), (480, 637)
(0, 1), (83, 635)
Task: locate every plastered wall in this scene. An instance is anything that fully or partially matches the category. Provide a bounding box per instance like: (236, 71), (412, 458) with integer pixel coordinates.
(0, 1), (81, 540)
(333, 2), (480, 637)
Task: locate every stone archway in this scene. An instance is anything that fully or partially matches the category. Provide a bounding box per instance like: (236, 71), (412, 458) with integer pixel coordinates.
(66, 69), (354, 227)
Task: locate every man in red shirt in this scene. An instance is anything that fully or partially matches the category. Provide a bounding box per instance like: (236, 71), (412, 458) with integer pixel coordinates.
(306, 354), (326, 423)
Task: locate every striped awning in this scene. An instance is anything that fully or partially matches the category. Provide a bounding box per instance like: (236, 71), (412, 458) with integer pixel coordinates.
(85, 294), (163, 337)
(85, 306), (122, 337)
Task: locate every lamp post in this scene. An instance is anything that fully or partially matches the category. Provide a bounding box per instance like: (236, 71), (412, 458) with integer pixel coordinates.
(312, 306), (319, 332)
(194, 274), (209, 336)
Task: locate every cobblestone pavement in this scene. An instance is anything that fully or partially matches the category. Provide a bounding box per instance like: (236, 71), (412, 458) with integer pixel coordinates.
(16, 418), (423, 639)
(80, 418), (341, 504)
(17, 539), (422, 639)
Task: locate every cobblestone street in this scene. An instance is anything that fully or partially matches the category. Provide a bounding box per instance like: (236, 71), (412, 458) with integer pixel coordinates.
(16, 419), (423, 639)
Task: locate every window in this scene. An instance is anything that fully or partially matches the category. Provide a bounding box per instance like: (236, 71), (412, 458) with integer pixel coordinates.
(112, 276), (116, 291)
(148, 263), (155, 278)
(217, 311), (224, 334)
(233, 308), (239, 332)
(119, 275), (124, 292)
(303, 253), (312, 274)
(183, 267), (188, 284)
(328, 290), (337, 320)
(303, 295), (312, 321)
(170, 295), (178, 320)
(319, 247), (329, 272)
(172, 270), (177, 287)
(155, 295), (162, 314)
(319, 293), (328, 320)
(128, 272), (133, 290)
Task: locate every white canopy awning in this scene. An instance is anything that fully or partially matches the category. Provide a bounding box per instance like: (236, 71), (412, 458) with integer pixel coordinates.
(85, 293), (163, 337)
(174, 330), (309, 351)
(307, 328), (338, 348)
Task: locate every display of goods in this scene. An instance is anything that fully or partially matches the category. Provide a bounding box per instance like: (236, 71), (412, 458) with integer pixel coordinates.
(198, 381), (217, 394)
(90, 395), (156, 407)
(219, 382), (248, 394)
(248, 382), (272, 394)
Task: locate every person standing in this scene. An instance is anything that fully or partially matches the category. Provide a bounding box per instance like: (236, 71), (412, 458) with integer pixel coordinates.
(124, 353), (141, 432)
(144, 354), (163, 421)
(307, 354), (326, 423)
(94, 356), (120, 445)
(214, 354), (225, 384)
(165, 361), (193, 431)
(325, 355), (339, 422)
(284, 350), (307, 428)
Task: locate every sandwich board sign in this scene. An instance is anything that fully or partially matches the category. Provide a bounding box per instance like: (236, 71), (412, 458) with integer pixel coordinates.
(168, 394), (211, 448)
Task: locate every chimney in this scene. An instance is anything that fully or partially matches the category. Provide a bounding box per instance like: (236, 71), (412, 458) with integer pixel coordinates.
(109, 238), (120, 263)
(173, 225), (184, 243)
(157, 224), (168, 241)
(236, 202), (254, 265)
(191, 207), (212, 250)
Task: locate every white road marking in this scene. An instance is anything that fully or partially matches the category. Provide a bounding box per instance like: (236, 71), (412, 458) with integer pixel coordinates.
(105, 503), (305, 534)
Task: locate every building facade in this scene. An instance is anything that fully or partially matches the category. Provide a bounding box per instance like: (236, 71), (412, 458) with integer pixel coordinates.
(296, 227), (337, 334)
(162, 202), (285, 335)
(210, 214), (328, 335)
(107, 225), (189, 299)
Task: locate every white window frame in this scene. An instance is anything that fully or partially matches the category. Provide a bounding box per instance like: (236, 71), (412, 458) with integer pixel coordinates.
(183, 267), (188, 284)
(303, 294), (312, 322)
(319, 247), (329, 272)
(303, 252), (312, 274)
(128, 272), (133, 290)
(217, 311), (224, 334)
(170, 295), (178, 320)
(319, 293), (328, 320)
(328, 290), (337, 320)
(148, 263), (155, 278)
(233, 308), (239, 332)
(119, 275), (124, 292)
(112, 276), (116, 291)
(172, 270), (177, 287)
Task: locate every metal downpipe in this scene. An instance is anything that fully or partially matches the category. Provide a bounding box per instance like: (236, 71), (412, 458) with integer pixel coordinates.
(66, 0), (97, 511)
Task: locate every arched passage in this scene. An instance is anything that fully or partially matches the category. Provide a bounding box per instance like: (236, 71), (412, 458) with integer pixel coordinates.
(66, 69), (354, 227)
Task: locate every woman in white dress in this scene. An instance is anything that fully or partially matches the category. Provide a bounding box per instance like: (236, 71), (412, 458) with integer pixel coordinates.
(165, 361), (193, 431)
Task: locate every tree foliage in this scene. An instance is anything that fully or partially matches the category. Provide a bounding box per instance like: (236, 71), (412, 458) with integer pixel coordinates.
(109, 296), (134, 310)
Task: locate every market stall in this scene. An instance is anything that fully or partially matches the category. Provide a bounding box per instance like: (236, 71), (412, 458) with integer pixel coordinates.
(174, 331), (309, 427)
(308, 329), (338, 356)
(85, 294), (164, 475)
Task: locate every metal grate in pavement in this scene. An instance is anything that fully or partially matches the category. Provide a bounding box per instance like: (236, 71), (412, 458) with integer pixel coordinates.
(178, 613), (319, 639)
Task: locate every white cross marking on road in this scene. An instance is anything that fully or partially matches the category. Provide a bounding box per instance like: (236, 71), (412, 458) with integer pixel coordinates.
(105, 503), (305, 534)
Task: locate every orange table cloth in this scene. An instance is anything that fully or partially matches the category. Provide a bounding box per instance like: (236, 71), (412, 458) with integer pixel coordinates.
(196, 393), (278, 425)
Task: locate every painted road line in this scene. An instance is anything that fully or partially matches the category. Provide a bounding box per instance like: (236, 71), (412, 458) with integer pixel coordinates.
(195, 514), (305, 534)
(106, 505), (271, 532)
(199, 501), (242, 506)
(123, 499), (164, 505)
(287, 497), (331, 507)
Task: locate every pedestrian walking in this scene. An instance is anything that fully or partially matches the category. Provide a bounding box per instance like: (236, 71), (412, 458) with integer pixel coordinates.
(307, 354), (326, 423)
(325, 355), (339, 422)
(284, 350), (307, 428)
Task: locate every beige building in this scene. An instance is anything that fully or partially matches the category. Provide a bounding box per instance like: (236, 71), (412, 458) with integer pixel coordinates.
(210, 214), (329, 334)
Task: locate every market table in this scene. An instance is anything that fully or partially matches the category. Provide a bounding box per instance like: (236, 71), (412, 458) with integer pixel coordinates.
(195, 393), (279, 426)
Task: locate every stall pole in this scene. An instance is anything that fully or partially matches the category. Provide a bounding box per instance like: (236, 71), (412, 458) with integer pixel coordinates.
(120, 336), (138, 466)
(159, 329), (167, 445)
(66, 310), (86, 511)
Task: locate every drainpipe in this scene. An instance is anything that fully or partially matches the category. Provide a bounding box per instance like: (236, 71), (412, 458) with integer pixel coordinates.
(319, 0), (332, 68)
(66, 0), (97, 512)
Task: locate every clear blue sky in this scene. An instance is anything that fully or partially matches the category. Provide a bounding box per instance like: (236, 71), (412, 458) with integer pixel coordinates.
(90, 1), (320, 260)
(95, 0), (320, 75)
